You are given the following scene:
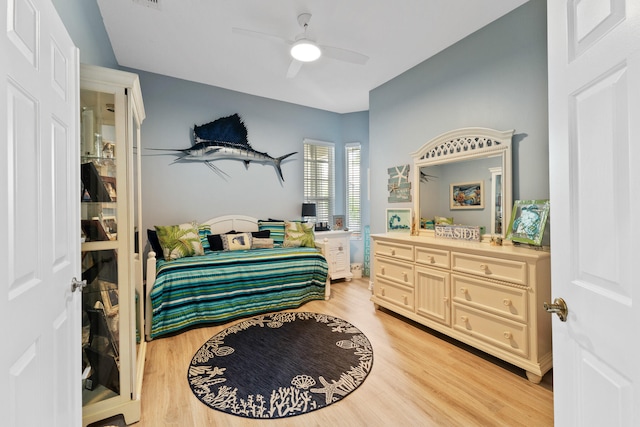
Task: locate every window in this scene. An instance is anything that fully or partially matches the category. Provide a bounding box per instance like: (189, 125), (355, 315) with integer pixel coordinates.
(303, 139), (335, 224)
(345, 143), (361, 237)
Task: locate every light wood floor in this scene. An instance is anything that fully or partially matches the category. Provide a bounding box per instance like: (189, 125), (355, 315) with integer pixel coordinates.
(130, 278), (553, 426)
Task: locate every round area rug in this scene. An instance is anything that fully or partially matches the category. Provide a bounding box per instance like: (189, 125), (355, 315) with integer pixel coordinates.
(188, 311), (373, 419)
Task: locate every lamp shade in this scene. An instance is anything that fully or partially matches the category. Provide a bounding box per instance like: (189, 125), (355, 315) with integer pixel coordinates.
(301, 203), (317, 217)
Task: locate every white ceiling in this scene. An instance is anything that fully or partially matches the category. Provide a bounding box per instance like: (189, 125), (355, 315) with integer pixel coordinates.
(97, 0), (528, 113)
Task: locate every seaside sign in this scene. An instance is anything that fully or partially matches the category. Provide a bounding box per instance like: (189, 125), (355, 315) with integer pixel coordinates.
(434, 224), (481, 242)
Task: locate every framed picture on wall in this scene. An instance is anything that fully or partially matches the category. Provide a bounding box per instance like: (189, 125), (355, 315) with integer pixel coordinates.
(506, 199), (550, 246)
(450, 181), (484, 209)
(386, 208), (412, 233)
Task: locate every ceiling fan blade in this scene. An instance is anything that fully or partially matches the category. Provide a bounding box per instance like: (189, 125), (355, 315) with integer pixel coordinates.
(232, 27), (291, 45)
(319, 45), (369, 65)
(286, 59), (303, 78)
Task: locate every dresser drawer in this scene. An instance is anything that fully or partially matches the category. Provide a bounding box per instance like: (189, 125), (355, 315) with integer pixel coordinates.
(376, 257), (414, 286)
(374, 240), (414, 262)
(451, 252), (527, 286)
(452, 274), (527, 323)
(375, 277), (414, 311)
(453, 304), (529, 358)
(415, 246), (450, 269)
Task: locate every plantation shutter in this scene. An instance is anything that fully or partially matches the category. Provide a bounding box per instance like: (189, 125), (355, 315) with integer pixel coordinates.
(346, 143), (361, 237)
(303, 139), (335, 224)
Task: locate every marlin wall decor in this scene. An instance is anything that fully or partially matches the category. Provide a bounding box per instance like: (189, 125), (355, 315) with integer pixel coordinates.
(150, 113), (296, 181)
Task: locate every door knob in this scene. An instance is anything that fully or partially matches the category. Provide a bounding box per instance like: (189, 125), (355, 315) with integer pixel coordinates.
(544, 297), (568, 322)
(71, 277), (87, 293)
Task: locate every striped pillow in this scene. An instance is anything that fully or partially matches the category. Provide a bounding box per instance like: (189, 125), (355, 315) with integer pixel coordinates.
(198, 223), (211, 251)
(258, 221), (285, 244)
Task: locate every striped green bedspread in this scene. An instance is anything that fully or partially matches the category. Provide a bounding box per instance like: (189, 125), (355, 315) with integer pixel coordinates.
(149, 247), (328, 338)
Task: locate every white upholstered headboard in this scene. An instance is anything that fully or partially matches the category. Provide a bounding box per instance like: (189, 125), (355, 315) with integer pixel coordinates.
(202, 215), (259, 234)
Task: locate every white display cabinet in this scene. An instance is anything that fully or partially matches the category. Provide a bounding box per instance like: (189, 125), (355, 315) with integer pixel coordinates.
(80, 64), (146, 426)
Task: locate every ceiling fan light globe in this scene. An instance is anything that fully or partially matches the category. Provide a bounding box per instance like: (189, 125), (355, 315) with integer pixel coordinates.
(290, 40), (321, 62)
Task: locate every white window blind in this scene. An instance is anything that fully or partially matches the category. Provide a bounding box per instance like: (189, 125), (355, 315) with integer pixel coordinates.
(303, 139), (335, 224)
(346, 143), (361, 237)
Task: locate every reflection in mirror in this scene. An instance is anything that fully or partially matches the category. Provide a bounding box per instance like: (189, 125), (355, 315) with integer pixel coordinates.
(420, 156), (501, 232)
(412, 128), (514, 239)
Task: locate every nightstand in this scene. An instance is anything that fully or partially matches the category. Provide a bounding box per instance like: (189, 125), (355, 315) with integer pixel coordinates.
(315, 230), (353, 281)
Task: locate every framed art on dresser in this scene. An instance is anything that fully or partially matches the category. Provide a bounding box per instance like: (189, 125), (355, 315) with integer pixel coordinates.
(386, 208), (411, 233)
(506, 199), (550, 246)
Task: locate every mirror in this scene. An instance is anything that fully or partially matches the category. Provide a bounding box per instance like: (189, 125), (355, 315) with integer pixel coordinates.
(411, 128), (514, 239)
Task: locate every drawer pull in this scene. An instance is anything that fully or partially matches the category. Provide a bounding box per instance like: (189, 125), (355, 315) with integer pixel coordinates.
(403, 272), (408, 281)
(381, 288), (386, 296)
(443, 297), (449, 302)
(460, 316), (468, 323)
(480, 263), (488, 271)
(460, 287), (468, 294)
(429, 256), (435, 263)
(503, 298), (512, 306)
(381, 267), (385, 275)
(391, 249), (396, 255)
(403, 295), (408, 305)
(503, 331), (513, 339)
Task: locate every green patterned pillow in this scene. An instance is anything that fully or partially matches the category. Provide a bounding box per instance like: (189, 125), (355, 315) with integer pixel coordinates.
(283, 221), (315, 248)
(155, 221), (205, 260)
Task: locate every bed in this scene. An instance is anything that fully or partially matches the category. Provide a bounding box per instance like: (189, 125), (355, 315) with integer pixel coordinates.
(145, 215), (330, 339)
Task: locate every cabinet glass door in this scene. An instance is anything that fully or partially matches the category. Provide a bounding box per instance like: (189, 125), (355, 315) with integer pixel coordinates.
(80, 88), (121, 405)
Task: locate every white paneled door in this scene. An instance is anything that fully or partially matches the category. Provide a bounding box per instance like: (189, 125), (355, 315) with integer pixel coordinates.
(548, 0), (640, 425)
(1, 0), (80, 426)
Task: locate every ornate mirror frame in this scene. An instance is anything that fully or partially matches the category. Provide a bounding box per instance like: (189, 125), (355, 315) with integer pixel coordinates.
(411, 127), (514, 238)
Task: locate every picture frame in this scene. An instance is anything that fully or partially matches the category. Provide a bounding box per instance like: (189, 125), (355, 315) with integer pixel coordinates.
(81, 162), (112, 202)
(100, 176), (117, 202)
(98, 215), (117, 236)
(450, 181), (484, 209)
(506, 199), (550, 246)
(332, 215), (345, 230)
(81, 219), (111, 242)
(99, 281), (119, 317)
(386, 208), (412, 233)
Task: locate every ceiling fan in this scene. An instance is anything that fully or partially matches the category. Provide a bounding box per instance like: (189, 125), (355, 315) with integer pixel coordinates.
(232, 13), (369, 78)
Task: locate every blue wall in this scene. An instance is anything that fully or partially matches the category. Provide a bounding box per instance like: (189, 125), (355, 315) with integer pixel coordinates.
(54, 0), (548, 262)
(53, 0), (369, 263)
(369, 0), (548, 235)
(133, 69), (365, 230)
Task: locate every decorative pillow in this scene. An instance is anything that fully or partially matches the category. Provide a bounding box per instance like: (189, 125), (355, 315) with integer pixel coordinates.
(155, 221), (205, 260)
(258, 221), (285, 244)
(228, 229), (270, 239)
(147, 229), (164, 256)
(221, 232), (252, 251)
(198, 223), (212, 251)
(207, 234), (224, 251)
(283, 221), (315, 248)
(435, 216), (454, 225)
(251, 230), (270, 239)
(252, 237), (274, 249)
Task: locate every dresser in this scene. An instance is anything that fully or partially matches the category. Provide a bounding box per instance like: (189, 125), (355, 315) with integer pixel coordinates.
(315, 230), (353, 281)
(371, 233), (552, 383)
